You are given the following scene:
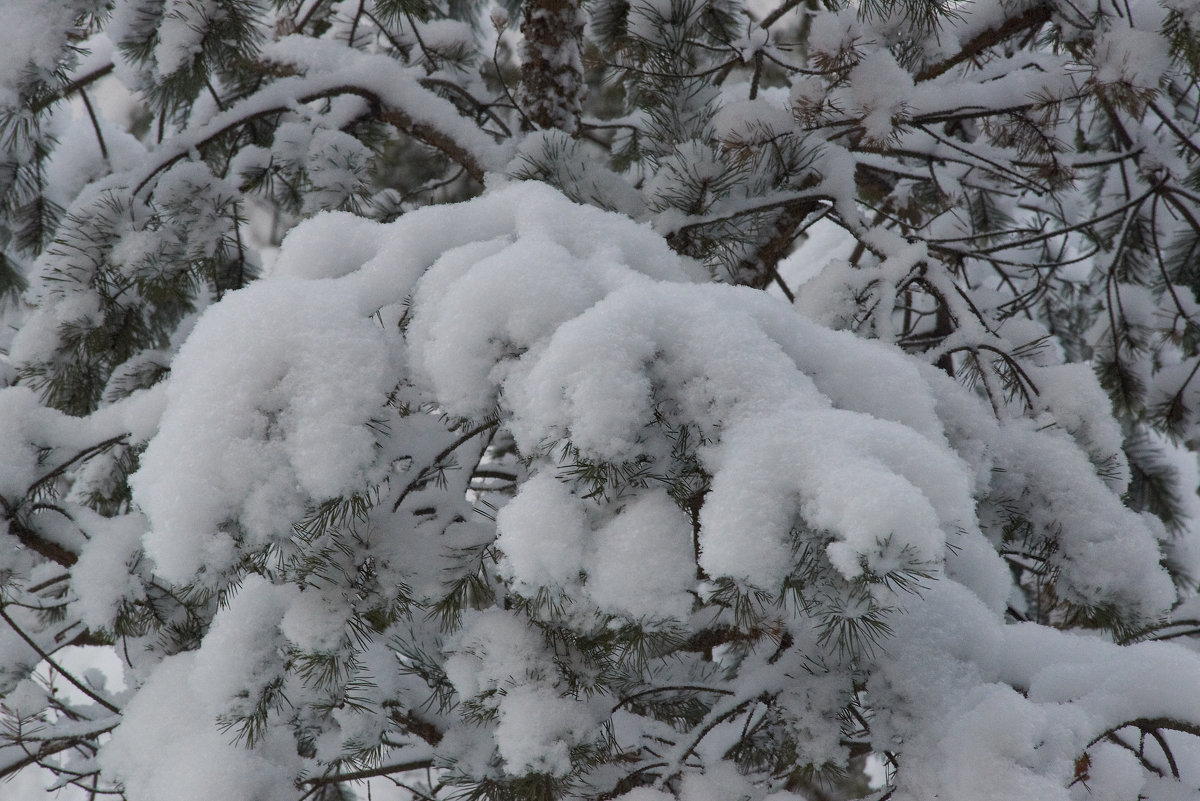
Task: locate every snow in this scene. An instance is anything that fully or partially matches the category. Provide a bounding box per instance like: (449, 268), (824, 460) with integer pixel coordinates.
(5, 0), (1200, 791)
(587, 491), (695, 620)
(0, 0), (92, 108)
(711, 98), (794, 143)
(846, 51), (914, 145)
(495, 472), (589, 594)
(98, 652), (302, 801)
(494, 684), (594, 776)
(990, 420), (1176, 619)
(0, 388), (53, 499)
(1030, 362), (1130, 487)
(406, 183), (704, 422)
(260, 36), (513, 173)
(154, 0), (216, 77)
(1092, 27), (1169, 91)
(613, 790), (676, 801)
(679, 761), (758, 801)
(443, 608), (547, 701)
(303, 129), (371, 212)
(43, 108), (146, 205)
(132, 276), (397, 584)
(111, 180), (1193, 800)
(806, 8), (860, 62)
(270, 211), (385, 280)
(190, 576), (292, 705)
(279, 586), (351, 653)
(69, 509), (147, 630)
(442, 607), (604, 776)
(700, 406), (964, 587)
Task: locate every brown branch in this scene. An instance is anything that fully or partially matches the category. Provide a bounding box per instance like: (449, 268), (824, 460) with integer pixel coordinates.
(389, 709), (444, 747)
(0, 497), (78, 568)
(1145, 726), (1180, 779)
(733, 200), (820, 290)
(0, 605), (120, 714)
(519, 0), (585, 133)
(915, 4), (1053, 82)
(136, 82), (491, 196)
(419, 77), (513, 137)
(378, 105), (489, 182)
(613, 685), (734, 714)
(79, 89), (108, 162)
(391, 420), (499, 512)
(666, 697), (757, 781)
(0, 733), (113, 781)
(666, 194), (827, 252)
(759, 0), (805, 30)
(29, 434), (128, 496)
(30, 63), (115, 115)
(1088, 718), (1200, 748)
(301, 757), (436, 788)
(678, 625), (781, 657)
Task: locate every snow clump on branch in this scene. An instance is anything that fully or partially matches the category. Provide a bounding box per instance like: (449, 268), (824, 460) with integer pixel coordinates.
(89, 181), (1197, 801)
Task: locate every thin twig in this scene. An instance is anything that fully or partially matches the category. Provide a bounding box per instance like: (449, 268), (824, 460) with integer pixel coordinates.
(0, 605), (120, 714)
(78, 90), (108, 162)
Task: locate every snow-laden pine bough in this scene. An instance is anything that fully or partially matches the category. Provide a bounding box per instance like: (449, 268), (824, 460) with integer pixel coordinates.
(5, 0), (1200, 799)
(2, 183), (1200, 801)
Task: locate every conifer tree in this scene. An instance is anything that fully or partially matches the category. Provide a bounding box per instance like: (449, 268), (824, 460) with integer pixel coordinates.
(4, 1), (1200, 800)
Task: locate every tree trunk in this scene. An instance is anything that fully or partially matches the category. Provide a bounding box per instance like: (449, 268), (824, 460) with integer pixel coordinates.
(519, 0), (585, 133)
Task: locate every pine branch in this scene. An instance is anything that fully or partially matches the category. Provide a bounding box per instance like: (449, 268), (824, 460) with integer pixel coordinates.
(301, 756), (437, 788)
(0, 496), (79, 568)
(0, 606), (121, 714)
(914, 4), (1053, 82)
(0, 729), (116, 781)
(392, 420), (498, 512)
(29, 63), (115, 115)
(134, 74), (500, 196)
(28, 435), (129, 496)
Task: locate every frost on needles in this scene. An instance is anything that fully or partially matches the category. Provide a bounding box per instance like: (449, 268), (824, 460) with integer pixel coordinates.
(6, 1), (1200, 801)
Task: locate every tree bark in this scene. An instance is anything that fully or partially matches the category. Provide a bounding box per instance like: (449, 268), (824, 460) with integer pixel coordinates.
(520, 0), (586, 133)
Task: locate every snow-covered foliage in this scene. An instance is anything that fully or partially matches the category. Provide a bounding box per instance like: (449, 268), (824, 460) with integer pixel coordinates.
(5, 1), (1200, 800)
